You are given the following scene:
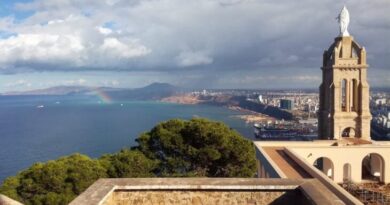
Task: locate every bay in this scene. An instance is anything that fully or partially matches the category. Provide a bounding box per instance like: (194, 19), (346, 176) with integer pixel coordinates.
(0, 95), (253, 183)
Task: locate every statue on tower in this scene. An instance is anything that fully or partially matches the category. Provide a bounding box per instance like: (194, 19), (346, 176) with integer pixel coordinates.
(337, 6), (350, 36)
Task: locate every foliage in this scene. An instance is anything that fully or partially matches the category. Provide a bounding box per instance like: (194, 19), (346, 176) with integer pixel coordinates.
(100, 149), (158, 178)
(0, 176), (20, 202)
(135, 118), (257, 177)
(0, 154), (107, 205)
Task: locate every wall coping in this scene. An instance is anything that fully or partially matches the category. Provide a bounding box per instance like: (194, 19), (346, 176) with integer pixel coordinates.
(256, 146), (287, 178)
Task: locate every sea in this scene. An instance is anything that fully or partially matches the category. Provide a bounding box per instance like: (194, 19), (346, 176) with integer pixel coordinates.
(0, 95), (253, 183)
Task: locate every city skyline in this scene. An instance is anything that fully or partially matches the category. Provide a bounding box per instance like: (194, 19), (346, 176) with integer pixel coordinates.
(0, 0), (389, 92)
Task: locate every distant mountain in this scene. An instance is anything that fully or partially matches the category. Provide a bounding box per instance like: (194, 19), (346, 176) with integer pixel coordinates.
(107, 83), (180, 101)
(2, 83), (180, 101)
(3, 86), (92, 95)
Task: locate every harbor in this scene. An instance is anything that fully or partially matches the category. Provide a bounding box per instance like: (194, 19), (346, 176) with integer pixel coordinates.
(253, 119), (318, 141)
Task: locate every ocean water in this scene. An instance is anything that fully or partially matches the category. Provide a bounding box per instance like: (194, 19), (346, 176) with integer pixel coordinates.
(0, 95), (253, 183)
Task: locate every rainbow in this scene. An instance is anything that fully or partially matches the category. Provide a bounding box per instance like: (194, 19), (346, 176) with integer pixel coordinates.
(92, 87), (113, 104)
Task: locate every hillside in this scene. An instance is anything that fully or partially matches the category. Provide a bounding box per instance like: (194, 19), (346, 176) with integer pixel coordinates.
(2, 83), (180, 101)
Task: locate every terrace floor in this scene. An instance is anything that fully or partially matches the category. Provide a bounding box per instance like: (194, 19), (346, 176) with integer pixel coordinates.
(262, 147), (312, 179)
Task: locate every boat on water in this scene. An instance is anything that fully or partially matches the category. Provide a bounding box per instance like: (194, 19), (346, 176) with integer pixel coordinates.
(36, 105), (44, 108)
(254, 123), (317, 141)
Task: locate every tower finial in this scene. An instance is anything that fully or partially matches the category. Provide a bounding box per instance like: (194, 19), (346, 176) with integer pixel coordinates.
(336, 6), (350, 37)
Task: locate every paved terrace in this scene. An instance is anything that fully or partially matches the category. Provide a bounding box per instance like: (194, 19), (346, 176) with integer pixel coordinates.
(262, 147), (311, 179)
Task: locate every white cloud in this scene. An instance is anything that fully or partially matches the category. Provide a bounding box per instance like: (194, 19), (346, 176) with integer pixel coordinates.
(97, 26), (113, 35)
(5, 79), (32, 87)
(258, 52), (300, 67)
(0, 16), (14, 31)
(105, 0), (121, 6)
(176, 50), (213, 67)
(60, 78), (87, 86)
(101, 80), (120, 86)
(111, 80), (119, 86)
(100, 37), (151, 59)
(78, 78), (86, 84)
(47, 19), (65, 25)
(0, 33), (151, 69)
(0, 34), (84, 64)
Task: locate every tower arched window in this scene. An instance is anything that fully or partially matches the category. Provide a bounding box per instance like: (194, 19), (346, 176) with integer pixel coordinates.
(341, 79), (347, 111)
(351, 79), (358, 111)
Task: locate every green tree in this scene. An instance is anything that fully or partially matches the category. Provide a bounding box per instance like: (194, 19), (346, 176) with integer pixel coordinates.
(0, 154), (107, 205)
(135, 118), (257, 177)
(100, 149), (158, 178)
(0, 176), (21, 202)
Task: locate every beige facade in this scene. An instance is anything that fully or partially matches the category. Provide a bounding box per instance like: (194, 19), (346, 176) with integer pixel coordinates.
(255, 140), (390, 184)
(254, 140), (390, 205)
(291, 146), (389, 184)
(318, 36), (372, 140)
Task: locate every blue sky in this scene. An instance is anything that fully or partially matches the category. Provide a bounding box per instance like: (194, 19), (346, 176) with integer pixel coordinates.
(0, 0), (33, 19)
(0, 0), (389, 92)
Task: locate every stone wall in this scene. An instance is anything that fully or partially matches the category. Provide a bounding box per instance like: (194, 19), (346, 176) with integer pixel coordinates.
(70, 178), (343, 205)
(103, 190), (308, 205)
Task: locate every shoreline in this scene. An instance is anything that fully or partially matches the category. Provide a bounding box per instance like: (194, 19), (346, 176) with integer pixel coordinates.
(227, 105), (275, 124)
(161, 94), (275, 124)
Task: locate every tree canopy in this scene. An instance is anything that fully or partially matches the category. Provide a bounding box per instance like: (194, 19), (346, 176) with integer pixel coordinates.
(0, 118), (257, 204)
(0, 154), (107, 205)
(100, 149), (158, 178)
(136, 118), (257, 177)
(0, 151), (157, 205)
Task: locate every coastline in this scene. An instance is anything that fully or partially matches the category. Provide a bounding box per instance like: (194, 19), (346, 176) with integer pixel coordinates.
(161, 94), (275, 124)
(160, 94), (204, 104)
(227, 105), (275, 124)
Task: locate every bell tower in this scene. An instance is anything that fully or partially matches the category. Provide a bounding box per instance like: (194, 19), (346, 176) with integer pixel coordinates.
(318, 6), (372, 140)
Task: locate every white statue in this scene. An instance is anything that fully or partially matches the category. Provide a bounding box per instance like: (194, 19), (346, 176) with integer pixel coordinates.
(337, 6), (350, 36)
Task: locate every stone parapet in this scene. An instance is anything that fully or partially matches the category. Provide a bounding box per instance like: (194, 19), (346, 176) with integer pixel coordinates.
(70, 178), (346, 205)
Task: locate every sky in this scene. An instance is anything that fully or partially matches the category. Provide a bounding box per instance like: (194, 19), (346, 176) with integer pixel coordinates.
(0, 0), (389, 92)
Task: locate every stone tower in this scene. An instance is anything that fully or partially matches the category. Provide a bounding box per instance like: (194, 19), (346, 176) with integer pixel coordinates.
(318, 6), (371, 140)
